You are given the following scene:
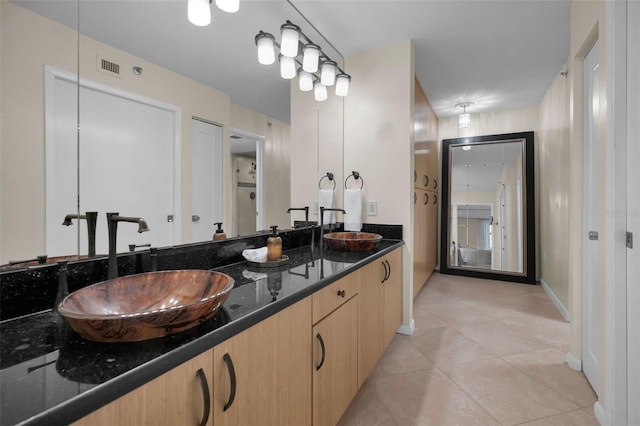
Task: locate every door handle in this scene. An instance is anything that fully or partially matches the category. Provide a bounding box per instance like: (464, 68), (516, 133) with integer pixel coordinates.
(192, 215), (200, 222)
(588, 231), (599, 241)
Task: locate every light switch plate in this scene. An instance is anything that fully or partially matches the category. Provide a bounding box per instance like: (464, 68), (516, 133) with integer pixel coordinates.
(367, 201), (378, 216)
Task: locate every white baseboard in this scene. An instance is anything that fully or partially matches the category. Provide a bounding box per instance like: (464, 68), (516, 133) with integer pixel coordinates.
(397, 318), (415, 336)
(594, 401), (605, 425)
(566, 352), (582, 371)
(540, 278), (570, 321)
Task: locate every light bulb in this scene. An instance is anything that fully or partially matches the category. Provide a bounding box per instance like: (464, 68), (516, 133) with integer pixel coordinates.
(459, 113), (471, 129)
(188, 0), (211, 26)
(255, 32), (275, 65)
(215, 0), (239, 13)
(320, 60), (337, 86)
(314, 82), (328, 102)
(280, 22), (300, 58)
(299, 70), (313, 91)
(335, 73), (350, 97)
(302, 44), (320, 73)
(280, 55), (296, 79)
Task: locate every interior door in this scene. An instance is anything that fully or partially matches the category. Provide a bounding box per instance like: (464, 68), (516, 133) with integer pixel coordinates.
(582, 39), (601, 395)
(47, 69), (180, 255)
(191, 119), (223, 242)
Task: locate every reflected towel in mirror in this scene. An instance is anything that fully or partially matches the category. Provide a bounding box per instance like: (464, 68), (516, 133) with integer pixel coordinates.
(318, 189), (336, 224)
(344, 189), (362, 231)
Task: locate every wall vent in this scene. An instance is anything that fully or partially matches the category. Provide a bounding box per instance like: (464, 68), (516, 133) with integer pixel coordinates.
(101, 59), (120, 74)
(96, 56), (122, 78)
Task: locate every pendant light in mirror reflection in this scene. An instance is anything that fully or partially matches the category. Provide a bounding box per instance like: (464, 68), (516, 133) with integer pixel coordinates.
(456, 101), (474, 129)
(187, 0), (239, 27)
(254, 20), (351, 101)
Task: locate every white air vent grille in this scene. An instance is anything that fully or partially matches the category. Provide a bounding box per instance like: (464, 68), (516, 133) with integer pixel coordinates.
(101, 59), (120, 74)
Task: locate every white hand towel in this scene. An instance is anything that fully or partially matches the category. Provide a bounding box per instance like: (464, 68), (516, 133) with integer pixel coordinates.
(343, 189), (363, 231)
(242, 269), (268, 281)
(318, 189), (336, 225)
(242, 247), (268, 262)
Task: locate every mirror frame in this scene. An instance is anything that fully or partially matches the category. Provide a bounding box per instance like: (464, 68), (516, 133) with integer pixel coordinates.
(439, 131), (536, 284)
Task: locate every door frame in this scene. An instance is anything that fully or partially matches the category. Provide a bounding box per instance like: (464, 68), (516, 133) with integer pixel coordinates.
(44, 66), (182, 253)
(603, 0), (637, 424)
(230, 127), (265, 233)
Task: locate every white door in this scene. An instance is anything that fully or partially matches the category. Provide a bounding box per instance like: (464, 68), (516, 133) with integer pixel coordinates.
(46, 68), (180, 255)
(627, 1), (640, 421)
(191, 119), (223, 242)
(582, 40), (601, 395)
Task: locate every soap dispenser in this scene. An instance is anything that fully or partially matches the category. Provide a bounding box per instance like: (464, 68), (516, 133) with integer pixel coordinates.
(267, 225), (282, 261)
(213, 222), (227, 241)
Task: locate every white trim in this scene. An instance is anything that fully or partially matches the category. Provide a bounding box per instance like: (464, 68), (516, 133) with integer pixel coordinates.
(566, 352), (582, 372)
(604, 1), (630, 425)
(397, 318), (415, 336)
(44, 65), (182, 251)
(540, 278), (569, 321)
(594, 401), (606, 426)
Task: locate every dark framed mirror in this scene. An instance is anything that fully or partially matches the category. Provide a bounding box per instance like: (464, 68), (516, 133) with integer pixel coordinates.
(440, 131), (535, 284)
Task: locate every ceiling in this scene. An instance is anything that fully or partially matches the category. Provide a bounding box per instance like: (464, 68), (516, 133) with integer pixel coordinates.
(15, 0), (571, 124)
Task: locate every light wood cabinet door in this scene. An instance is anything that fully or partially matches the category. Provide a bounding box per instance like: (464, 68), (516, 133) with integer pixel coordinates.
(213, 298), (312, 426)
(73, 351), (214, 426)
(383, 248), (403, 347)
(312, 296), (358, 426)
(414, 189), (429, 297)
(359, 258), (385, 387)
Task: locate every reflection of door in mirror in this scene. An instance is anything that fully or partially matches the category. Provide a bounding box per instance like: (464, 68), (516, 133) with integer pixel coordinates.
(229, 130), (264, 236)
(191, 119), (223, 243)
(46, 67), (180, 255)
(441, 132), (535, 284)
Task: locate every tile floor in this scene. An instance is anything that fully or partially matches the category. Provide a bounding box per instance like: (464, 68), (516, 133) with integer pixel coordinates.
(338, 272), (599, 426)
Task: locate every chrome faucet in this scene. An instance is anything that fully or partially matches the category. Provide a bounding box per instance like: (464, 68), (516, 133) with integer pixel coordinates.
(287, 206), (313, 247)
(319, 207), (345, 251)
(107, 212), (149, 279)
(62, 211), (98, 258)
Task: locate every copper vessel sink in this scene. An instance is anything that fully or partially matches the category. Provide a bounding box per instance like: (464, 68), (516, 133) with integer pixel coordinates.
(323, 232), (383, 252)
(58, 270), (234, 343)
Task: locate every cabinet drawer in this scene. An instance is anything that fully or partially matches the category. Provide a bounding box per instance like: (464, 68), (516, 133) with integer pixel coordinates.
(313, 269), (361, 325)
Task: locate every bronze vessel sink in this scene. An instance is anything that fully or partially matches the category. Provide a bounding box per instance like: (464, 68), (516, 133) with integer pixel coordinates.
(57, 270), (234, 343)
(323, 232), (383, 252)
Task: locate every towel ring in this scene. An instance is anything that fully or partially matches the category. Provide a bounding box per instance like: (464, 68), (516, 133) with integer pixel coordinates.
(345, 171), (364, 190)
(318, 172), (336, 190)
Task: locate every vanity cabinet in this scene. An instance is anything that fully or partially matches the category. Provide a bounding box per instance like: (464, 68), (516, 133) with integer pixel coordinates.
(358, 248), (403, 385)
(213, 298), (312, 426)
(69, 247), (403, 426)
(312, 278), (359, 426)
(73, 350), (214, 426)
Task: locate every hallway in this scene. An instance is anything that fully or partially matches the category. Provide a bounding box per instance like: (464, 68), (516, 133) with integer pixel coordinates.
(339, 273), (599, 426)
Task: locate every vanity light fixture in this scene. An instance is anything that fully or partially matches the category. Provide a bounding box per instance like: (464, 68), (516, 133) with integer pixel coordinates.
(254, 19), (351, 102)
(456, 102), (474, 129)
(188, 0), (239, 27)
(314, 80), (328, 101)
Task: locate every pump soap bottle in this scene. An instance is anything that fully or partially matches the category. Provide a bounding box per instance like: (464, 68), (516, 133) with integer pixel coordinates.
(213, 222), (227, 241)
(267, 225), (282, 261)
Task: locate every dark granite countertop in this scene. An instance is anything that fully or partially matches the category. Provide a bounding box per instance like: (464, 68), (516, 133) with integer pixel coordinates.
(0, 239), (403, 426)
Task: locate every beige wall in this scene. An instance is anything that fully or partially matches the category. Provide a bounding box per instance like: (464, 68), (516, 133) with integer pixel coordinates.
(439, 106), (539, 142)
(538, 62), (571, 308)
(291, 40), (415, 329)
(344, 40), (414, 329)
(0, 2), (289, 262)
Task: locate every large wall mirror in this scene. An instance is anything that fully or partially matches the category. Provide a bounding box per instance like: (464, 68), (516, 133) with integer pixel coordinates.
(1, 0), (343, 264)
(440, 131), (535, 284)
